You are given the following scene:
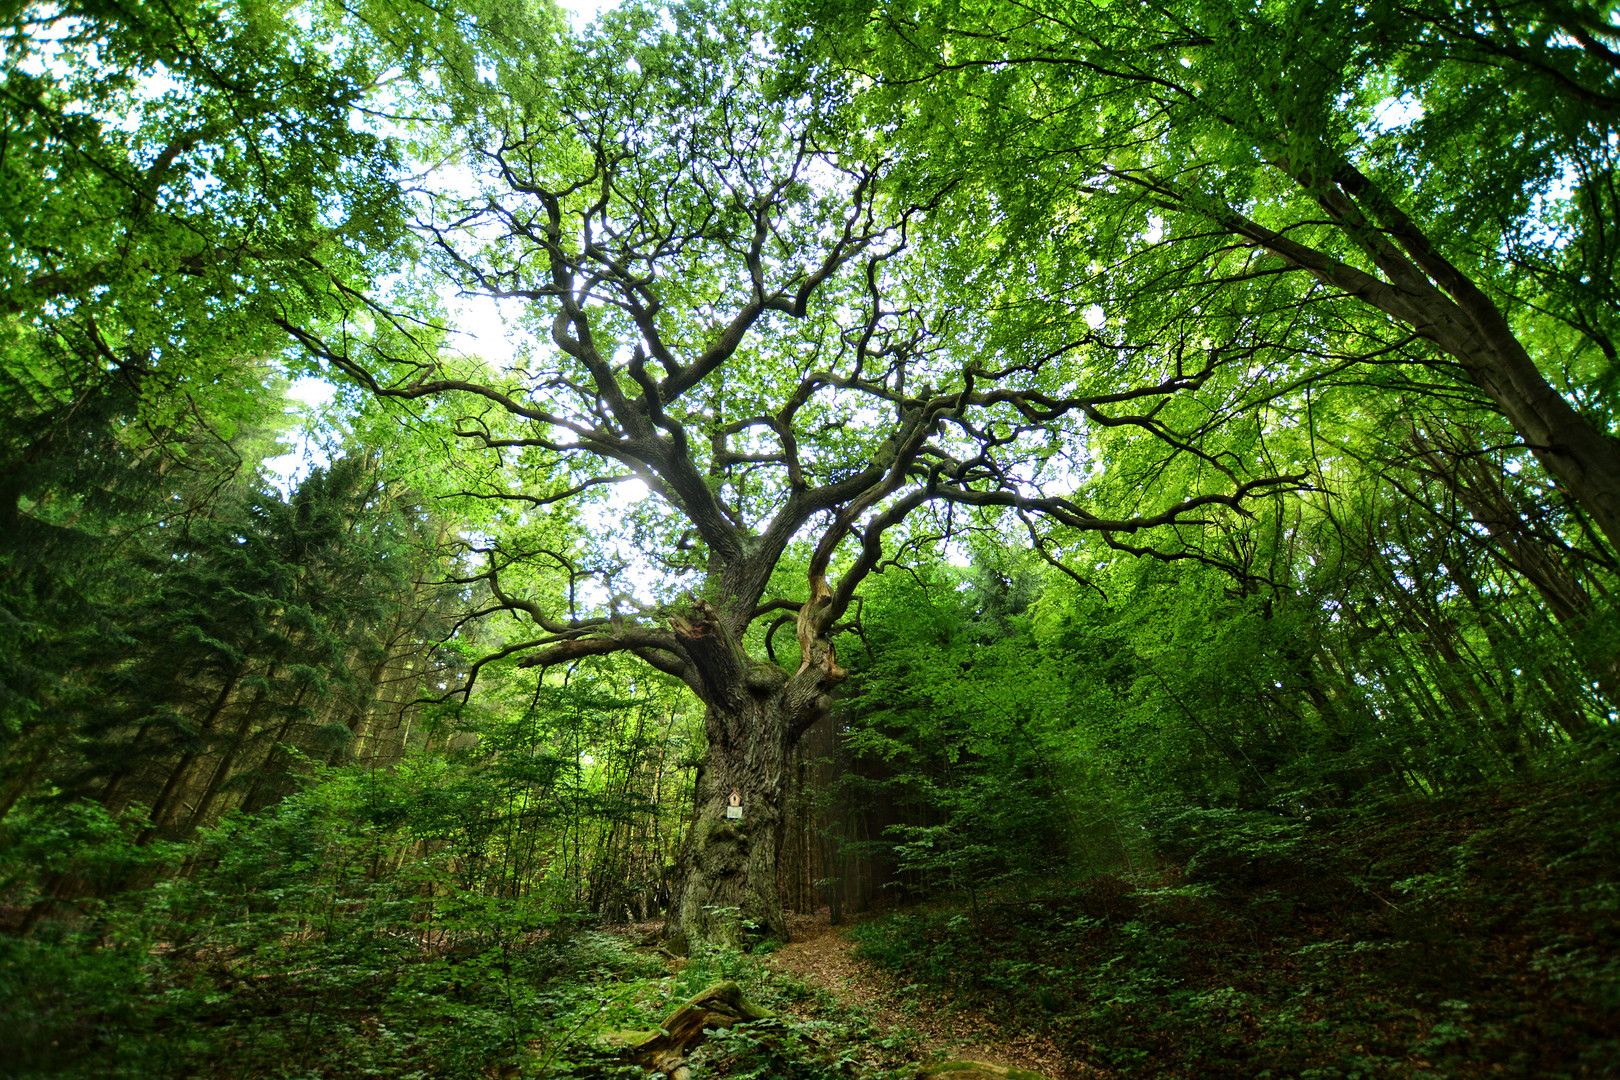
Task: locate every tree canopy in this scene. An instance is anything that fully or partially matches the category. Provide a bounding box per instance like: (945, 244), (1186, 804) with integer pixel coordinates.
(808, 0), (1620, 549)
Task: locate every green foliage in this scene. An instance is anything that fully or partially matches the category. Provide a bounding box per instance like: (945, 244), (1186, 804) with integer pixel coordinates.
(421, 660), (702, 920)
(0, 800), (181, 907)
(0, 798), (920, 1080)
(853, 775), (1620, 1078)
(0, 441), (462, 873)
(699, 1017), (860, 1080)
(840, 547), (1117, 903)
(1, 0), (416, 441)
(4, 0), (1620, 1075)
(670, 946), (921, 1080)
(1, 756), (677, 1080)
(1146, 806), (1320, 889)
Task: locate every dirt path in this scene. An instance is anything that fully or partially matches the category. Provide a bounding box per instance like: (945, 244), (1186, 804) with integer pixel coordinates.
(770, 912), (1083, 1079)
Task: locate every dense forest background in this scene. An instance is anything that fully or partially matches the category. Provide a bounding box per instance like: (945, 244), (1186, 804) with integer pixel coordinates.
(3, 0), (1619, 1077)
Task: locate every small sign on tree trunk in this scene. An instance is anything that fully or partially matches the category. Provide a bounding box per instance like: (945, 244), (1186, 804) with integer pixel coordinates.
(725, 789), (743, 819)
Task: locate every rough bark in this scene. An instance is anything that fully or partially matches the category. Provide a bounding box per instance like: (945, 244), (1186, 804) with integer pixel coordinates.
(664, 695), (791, 952)
(660, 597), (843, 952)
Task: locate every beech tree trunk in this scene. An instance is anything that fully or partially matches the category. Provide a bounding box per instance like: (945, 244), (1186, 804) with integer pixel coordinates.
(1450, 328), (1620, 557)
(1230, 163), (1620, 555)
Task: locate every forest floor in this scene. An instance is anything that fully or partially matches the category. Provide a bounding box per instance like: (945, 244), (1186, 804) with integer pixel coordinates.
(767, 911), (1084, 1079)
(7, 774), (1617, 1080)
(586, 775), (1620, 1080)
(602, 909), (1079, 1077)
(807, 777), (1620, 1080)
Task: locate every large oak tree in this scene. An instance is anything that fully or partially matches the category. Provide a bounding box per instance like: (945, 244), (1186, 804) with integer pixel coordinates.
(300, 0), (1300, 948)
(31, 0), (1608, 951)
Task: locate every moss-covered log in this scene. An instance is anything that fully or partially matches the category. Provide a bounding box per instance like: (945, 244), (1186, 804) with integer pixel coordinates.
(603, 980), (771, 1077)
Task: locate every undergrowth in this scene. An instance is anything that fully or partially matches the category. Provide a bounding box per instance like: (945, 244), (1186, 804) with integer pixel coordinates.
(0, 781), (914, 1080)
(851, 772), (1620, 1079)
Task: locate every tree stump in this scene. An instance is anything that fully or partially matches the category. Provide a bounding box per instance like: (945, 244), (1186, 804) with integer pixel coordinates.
(602, 980), (771, 1077)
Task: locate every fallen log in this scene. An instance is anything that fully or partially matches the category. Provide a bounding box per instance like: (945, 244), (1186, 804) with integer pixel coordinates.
(601, 980), (771, 1078)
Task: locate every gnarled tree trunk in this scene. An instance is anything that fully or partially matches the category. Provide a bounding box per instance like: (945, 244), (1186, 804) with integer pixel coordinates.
(664, 694), (794, 952)
(662, 594), (843, 953)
